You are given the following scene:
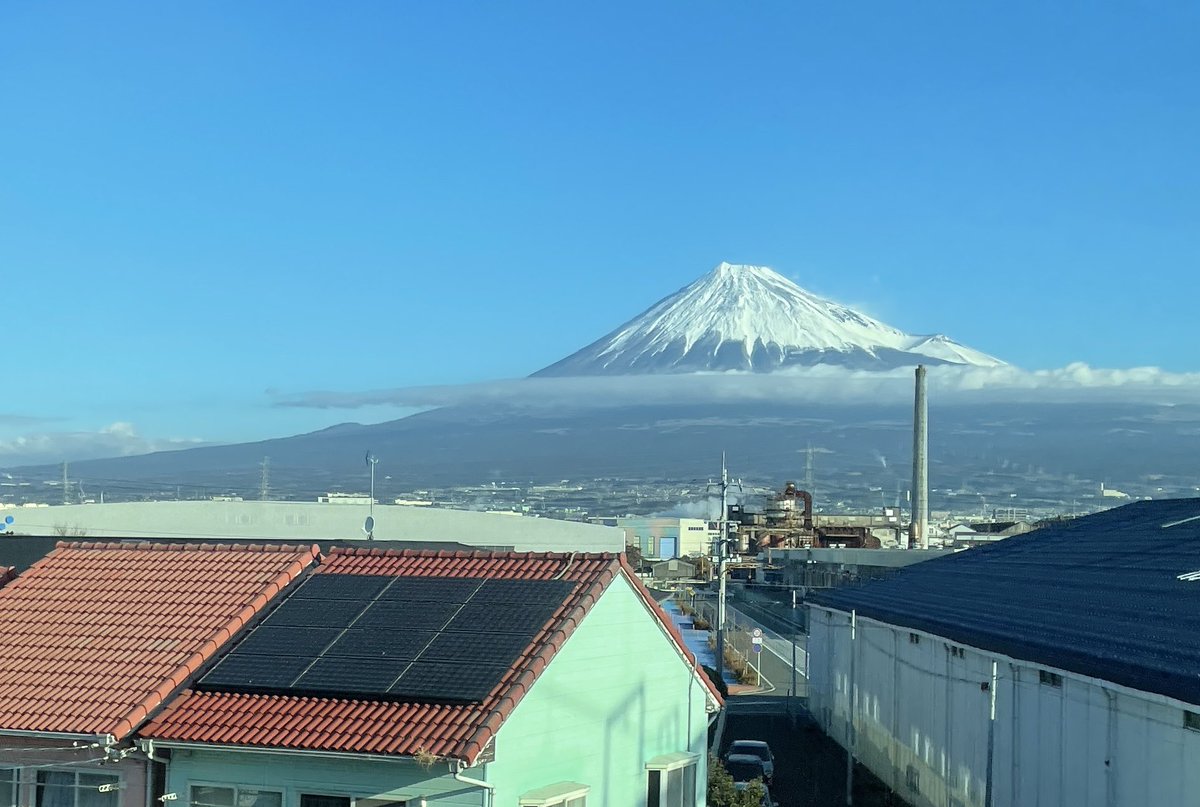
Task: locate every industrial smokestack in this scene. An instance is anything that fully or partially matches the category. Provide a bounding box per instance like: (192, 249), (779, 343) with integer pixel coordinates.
(910, 364), (928, 549)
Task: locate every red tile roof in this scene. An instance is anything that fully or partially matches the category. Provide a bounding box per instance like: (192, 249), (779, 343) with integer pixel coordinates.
(142, 549), (721, 763)
(0, 541), (319, 740)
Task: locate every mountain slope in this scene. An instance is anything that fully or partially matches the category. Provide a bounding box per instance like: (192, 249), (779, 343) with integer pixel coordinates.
(534, 262), (1004, 375)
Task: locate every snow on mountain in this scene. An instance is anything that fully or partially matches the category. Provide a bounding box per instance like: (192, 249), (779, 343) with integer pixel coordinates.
(534, 262), (1006, 376)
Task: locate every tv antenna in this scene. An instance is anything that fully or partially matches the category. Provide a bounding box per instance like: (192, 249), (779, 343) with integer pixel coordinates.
(365, 451), (379, 540)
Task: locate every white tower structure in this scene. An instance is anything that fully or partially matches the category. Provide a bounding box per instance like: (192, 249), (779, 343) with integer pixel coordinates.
(911, 365), (929, 549)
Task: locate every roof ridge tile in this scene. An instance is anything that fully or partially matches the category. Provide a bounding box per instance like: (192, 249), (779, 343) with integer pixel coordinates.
(53, 540), (320, 555)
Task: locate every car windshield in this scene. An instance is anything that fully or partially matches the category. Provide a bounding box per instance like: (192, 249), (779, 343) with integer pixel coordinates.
(726, 760), (764, 782)
(732, 743), (770, 762)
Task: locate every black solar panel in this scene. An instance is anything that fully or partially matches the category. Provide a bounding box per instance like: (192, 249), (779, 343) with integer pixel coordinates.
(388, 661), (511, 702)
(262, 598), (368, 628)
(200, 653), (314, 690)
(378, 576), (483, 603)
(444, 601), (559, 635)
(202, 572), (578, 703)
(326, 629), (436, 660)
(299, 574), (392, 601)
(294, 656), (406, 694)
(474, 578), (575, 605)
(235, 625), (342, 657)
(421, 631), (533, 663)
(353, 599), (462, 631)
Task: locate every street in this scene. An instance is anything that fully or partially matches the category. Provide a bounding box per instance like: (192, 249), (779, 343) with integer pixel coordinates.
(720, 699), (905, 807)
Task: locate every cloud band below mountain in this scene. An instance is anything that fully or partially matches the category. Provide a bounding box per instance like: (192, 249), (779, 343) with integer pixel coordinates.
(273, 363), (1200, 412)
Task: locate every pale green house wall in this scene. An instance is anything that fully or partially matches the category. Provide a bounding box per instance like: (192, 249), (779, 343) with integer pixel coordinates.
(157, 573), (712, 807)
(488, 574), (712, 805)
(161, 747), (483, 807)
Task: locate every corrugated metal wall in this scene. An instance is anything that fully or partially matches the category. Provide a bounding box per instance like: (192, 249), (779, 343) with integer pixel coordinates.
(808, 606), (1200, 807)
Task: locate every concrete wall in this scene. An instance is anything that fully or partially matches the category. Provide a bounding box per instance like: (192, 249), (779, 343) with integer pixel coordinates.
(0, 502), (622, 553)
(490, 574), (712, 806)
(0, 737), (149, 807)
(808, 606), (1200, 807)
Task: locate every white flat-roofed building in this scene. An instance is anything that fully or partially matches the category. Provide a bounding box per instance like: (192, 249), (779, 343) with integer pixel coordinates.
(1, 500), (623, 552)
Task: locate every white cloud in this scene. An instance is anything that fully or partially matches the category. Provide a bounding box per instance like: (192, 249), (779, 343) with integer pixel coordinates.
(272, 363), (1200, 412)
(0, 422), (207, 467)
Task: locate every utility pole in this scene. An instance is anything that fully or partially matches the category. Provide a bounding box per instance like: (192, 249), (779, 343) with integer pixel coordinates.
(259, 457), (270, 501)
(709, 453), (739, 678)
(62, 462), (70, 506)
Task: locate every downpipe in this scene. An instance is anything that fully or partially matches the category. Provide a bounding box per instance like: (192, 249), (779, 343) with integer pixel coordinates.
(452, 761), (494, 807)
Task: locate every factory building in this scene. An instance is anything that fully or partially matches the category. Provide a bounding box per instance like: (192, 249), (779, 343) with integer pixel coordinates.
(590, 516), (713, 559)
(807, 499), (1200, 807)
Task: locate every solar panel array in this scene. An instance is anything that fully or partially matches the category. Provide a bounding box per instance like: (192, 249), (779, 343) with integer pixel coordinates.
(198, 574), (575, 703)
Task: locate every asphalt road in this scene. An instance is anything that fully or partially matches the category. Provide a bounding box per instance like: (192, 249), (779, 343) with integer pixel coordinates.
(721, 700), (907, 807)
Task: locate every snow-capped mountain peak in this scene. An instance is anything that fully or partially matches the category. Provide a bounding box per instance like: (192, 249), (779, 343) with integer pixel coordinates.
(534, 262), (1005, 375)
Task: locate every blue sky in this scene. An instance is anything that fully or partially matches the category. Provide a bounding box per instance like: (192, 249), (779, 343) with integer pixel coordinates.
(1, 2), (1198, 464)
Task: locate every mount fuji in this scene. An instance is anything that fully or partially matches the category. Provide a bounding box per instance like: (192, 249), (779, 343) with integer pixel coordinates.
(535, 262), (1004, 375)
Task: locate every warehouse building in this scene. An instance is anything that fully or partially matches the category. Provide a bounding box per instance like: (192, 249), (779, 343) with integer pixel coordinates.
(807, 499), (1200, 807)
(0, 500), (622, 552)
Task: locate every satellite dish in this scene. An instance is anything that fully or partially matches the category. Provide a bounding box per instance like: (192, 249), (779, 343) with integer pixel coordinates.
(364, 516), (375, 538)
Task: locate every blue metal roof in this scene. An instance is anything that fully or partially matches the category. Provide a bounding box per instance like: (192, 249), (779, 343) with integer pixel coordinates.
(810, 499), (1200, 706)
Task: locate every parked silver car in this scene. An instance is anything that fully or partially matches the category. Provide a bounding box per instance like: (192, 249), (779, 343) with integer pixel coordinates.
(726, 739), (775, 782)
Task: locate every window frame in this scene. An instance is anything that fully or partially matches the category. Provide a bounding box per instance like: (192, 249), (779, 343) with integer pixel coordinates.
(35, 769), (122, 807)
(1038, 670), (1063, 688)
(645, 753), (699, 807)
(188, 783), (285, 807)
(298, 795), (352, 807)
(1, 767), (17, 807)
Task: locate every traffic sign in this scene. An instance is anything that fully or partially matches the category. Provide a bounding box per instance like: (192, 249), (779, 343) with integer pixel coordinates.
(752, 642), (762, 653)
(752, 628), (762, 638)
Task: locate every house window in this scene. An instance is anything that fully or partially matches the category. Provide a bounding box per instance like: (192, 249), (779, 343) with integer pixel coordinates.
(190, 785), (283, 807)
(37, 771), (120, 807)
(518, 782), (589, 807)
(905, 765), (920, 793)
(2, 768), (16, 807)
(1185, 711), (1200, 732)
(645, 753), (698, 807)
(1039, 670), (1063, 688)
(909, 633), (920, 644)
(300, 796), (350, 807)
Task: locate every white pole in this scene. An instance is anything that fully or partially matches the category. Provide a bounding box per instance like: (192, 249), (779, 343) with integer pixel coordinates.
(985, 659), (998, 807)
(846, 609), (857, 806)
